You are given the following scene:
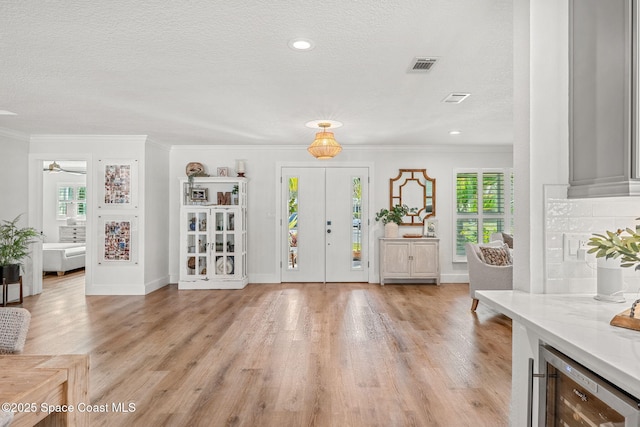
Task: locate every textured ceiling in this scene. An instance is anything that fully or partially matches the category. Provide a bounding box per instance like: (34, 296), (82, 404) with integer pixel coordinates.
(0, 0), (513, 147)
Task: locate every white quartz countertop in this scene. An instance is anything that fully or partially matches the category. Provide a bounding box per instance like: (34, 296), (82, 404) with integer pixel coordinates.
(477, 290), (640, 399)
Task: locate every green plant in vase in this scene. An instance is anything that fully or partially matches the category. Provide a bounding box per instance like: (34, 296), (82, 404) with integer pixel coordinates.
(375, 204), (417, 225)
(0, 214), (42, 283)
(375, 204), (417, 237)
(587, 222), (640, 269)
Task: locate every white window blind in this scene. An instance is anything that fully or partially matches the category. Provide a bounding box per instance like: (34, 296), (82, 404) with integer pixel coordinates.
(454, 169), (513, 261)
(57, 183), (87, 220)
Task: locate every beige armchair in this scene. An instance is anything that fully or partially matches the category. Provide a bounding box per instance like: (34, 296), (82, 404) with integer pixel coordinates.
(466, 242), (513, 311)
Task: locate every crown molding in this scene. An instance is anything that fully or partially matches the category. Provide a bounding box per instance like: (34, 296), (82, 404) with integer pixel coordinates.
(171, 144), (513, 153)
(0, 127), (30, 142)
(29, 134), (149, 144)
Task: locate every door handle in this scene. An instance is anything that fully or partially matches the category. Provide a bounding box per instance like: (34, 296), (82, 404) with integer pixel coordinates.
(327, 229), (331, 234)
(527, 358), (545, 427)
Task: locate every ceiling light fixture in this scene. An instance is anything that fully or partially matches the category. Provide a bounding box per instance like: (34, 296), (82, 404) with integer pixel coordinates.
(288, 38), (314, 51)
(307, 122), (342, 159)
(449, 130), (462, 135)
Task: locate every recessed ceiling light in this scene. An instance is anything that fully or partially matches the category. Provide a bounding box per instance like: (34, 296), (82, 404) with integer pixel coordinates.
(288, 38), (314, 51)
(442, 93), (470, 103)
(449, 130), (461, 135)
(0, 110), (17, 115)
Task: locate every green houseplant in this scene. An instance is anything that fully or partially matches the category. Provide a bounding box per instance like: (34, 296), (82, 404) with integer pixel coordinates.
(375, 204), (417, 238)
(0, 214), (41, 283)
(587, 223), (640, 270)
(375, 204), (417, 225)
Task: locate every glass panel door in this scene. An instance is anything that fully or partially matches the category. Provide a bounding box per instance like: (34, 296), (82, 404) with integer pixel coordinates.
(186, 210), (208, 277)
(281, 167), (369, 282)
(213, 209), (237, 276)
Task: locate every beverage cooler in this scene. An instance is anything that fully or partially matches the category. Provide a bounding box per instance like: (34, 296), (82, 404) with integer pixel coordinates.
(537, 345), (640, 427)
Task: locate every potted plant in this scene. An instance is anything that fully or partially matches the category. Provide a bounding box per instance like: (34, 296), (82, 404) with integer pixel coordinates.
(232, 185), (239, 205)
(0, 214), (41, 283)
(587, 223), (640, 302)
(587, 224), (640, 269)
(375, 204), (417, 237)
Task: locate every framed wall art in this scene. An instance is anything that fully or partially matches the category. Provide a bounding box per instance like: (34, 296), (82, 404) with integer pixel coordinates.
(423, 219), (438, 238)
(190, 188), (209, 203)
(217, 167), (229, 177)
(98, 215), (139, 264)
(98, 159), (138, 209)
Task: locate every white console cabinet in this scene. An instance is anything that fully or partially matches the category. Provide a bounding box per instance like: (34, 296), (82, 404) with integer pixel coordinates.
(379, 238), (439, 285)
(59, 225), (86, 243)
(179, 177), (247, 289)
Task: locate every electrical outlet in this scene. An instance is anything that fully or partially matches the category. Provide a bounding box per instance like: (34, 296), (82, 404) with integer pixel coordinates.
(563, 233), (591, 262)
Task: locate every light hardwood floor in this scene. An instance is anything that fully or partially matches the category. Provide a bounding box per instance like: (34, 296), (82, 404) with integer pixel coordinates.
(26, 272), (512, 427)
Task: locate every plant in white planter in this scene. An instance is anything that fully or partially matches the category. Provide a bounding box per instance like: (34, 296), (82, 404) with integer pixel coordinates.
(375, 204), (417, 237)
(588, 224), (640, 269)
(587, 224), (640, 302)
(0, 214), (41, 283)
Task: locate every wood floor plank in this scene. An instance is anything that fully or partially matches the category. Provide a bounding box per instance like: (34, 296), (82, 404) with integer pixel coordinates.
(21, 272), (512, 426)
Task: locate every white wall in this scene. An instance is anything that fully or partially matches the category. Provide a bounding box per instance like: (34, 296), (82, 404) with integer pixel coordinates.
(144, 140), (171, 293)
(514, 0), (569, 294)
(169, 144), (513, 284)
(0, 129), (33, 296)
(0, 129), (30, 222)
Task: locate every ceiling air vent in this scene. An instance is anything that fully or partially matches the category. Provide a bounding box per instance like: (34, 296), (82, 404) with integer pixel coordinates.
(442, 93), (470, 104)
(409, 57), (438, 72)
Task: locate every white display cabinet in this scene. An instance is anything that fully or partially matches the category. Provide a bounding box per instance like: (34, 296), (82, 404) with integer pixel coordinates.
(179, 177), (247, 289)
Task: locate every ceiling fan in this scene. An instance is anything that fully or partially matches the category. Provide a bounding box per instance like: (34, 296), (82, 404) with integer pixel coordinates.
(43, 161), (86, 175)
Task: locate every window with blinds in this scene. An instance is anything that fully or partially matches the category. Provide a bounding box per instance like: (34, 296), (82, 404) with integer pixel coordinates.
(454, 169), (513, 261)
(57, 183), (87, 220)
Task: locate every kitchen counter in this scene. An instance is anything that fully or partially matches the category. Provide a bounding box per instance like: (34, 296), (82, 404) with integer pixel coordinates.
(477, 290), (640, 399)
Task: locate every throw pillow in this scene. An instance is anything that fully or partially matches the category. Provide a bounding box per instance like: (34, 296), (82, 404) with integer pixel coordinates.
(475, 241), (504, 262)
(501, 232), (514, 249)
(479, 245), (512, 266)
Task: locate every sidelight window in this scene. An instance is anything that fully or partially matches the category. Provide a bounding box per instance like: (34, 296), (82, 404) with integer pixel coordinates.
(287, 177), (298, 270)
(352, 177), (362, 269)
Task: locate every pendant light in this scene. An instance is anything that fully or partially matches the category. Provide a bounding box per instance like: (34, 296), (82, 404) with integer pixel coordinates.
(307, 122), (342, 159)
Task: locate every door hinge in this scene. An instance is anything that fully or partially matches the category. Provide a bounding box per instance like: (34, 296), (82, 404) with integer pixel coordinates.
(280, 261), (282, 268)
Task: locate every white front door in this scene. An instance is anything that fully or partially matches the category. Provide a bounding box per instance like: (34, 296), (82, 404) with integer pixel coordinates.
(282, 167), (369, 282)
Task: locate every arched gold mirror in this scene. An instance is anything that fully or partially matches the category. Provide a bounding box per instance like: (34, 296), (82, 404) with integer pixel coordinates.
(390, 169), (436, 225)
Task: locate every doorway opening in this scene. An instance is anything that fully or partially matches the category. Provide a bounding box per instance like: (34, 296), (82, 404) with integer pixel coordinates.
(41, 160), (87, 291)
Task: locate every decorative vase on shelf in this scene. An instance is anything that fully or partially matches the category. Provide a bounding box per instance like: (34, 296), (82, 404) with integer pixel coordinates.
(384, 223), (399, 238)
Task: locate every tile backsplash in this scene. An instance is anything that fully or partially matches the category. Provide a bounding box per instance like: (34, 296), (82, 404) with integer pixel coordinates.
(544, 185), (640, 294)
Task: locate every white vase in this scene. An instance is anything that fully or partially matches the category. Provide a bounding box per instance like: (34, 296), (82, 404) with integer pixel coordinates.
(384, 222), (399, 238)
(595, 257), (625, 302)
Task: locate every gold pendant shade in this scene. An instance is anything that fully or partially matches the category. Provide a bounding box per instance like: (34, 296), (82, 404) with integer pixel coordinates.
(307, 122), (342, 159)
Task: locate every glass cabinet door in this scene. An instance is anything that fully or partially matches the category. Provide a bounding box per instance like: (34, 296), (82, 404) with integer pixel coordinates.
(185, 210), (208, 277)
(213, 209), (237, 276)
